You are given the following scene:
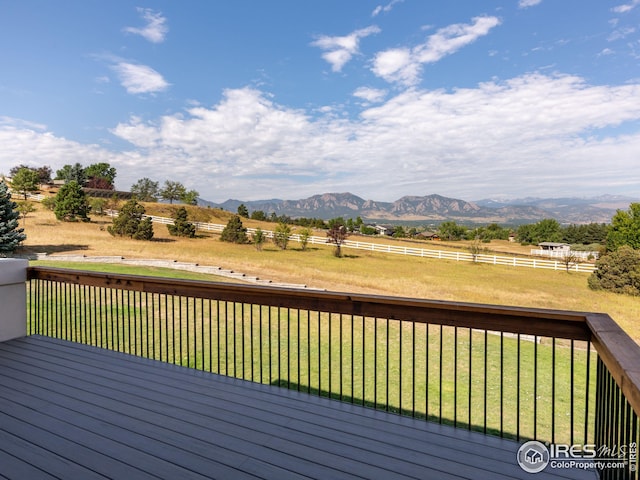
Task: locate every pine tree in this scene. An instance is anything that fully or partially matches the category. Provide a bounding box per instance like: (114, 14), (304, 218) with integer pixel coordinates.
(133, 217), (154, 241)
(54, 181), (90, 221)
(167, 207), (196, 238)
(0, 181), (26, 254)
(220, 215), (248, 243)
(108, 199), (154, 240)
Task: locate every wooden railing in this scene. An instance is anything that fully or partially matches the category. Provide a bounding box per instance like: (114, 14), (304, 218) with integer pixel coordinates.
(26, 266), (639, 478)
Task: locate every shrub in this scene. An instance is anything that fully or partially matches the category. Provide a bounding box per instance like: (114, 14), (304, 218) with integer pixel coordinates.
(588, 245), (640, 296)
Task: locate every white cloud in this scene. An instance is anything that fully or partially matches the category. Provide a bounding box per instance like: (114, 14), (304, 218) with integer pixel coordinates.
(518, 0), (542, 9)
(608, 26), (636, 41)
(312, 26), (381, 72)
(372, 16), (501, 86)
(112, 62), (170, 94)
(612, 0), (640, 13)
(0, 116), (46, 131)
(372, 0), (403, 17)
(0, 126), (118, 177)
(353, 87), (387, 103)
(3, 75), (640, 202)
(123, 8), (168, 43)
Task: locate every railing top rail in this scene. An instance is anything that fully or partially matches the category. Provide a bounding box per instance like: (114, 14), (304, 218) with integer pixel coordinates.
(587, 313), (640, 416)
(26, 265), (640, 416)
(28, 266), (590, 338)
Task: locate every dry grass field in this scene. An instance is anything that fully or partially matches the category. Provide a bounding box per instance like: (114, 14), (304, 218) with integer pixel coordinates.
(17, 203), (640, 343)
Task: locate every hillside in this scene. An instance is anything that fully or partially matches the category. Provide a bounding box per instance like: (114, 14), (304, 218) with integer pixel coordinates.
(16, 206), (640, 344)
(204, 192), (634, 224)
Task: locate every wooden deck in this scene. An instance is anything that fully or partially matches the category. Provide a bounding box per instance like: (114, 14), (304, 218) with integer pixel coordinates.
(0, 336), (597, 480)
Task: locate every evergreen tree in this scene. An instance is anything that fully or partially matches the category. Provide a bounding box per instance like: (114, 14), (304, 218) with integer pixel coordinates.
(167, 207), (196, 238)
(588, 246), (640, 295)
(133, 217), (154, 241)
(0, 181), (26, 254)
(237, 204), (249, 218)
(54, 181), (90, 221)
(220, 215), (248, 243)
(108, 199), (154, 240)
(55, 163), (86, 185)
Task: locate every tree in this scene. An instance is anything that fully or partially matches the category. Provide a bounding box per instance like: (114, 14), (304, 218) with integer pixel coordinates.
(160, 180), (186, 204)
(273, 222), (292, 250)
(252, 227), (265, 251)
(220, 215), (248, 243)
(107, 199), (153, 240)
(17, 201), (36, 225)
(0, 180), (26, 254)
(250, 210), (266, 221)
(10, 167), (40, 200)
(606, 203), (640, 251)
(10, 165), (51, 184)
(560, 251), (580, 273)
(85, 177), (114, 190)
(84, 163), (116, 189)
(438, 221), (467, 241)
(588, 246), (640, 295)
(516, 223), (535, 245)
(533, 218), (563, 243)
(89, 198), (107, 216)
(41, 196), (56, 211)
(392, 226), (406, 238)
(130, 178), (160, 202)
(54, 181), (90, 221)
(468, 236), (483, 262)
(298, 227), (312, 251)
(517, 219), (562, 245)
(133, 217), (154, 241)
(327, 219), (348, 257)
(237, 204), (249, 218)
(167, 207), (196, 238)
(181, 189), (199, 205)
(56, 163), (86, 185)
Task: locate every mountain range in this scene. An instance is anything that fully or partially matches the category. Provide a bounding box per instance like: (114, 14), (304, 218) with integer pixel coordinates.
(202, 193), (638, 225)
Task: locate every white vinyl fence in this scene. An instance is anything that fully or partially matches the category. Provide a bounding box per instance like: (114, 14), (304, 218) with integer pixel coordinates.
(108, 211), (596, 273)
(530, 249), (599, 260)
(14, 189), (597, 274)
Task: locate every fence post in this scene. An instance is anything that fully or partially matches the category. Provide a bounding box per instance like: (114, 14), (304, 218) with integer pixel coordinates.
(0, 258), (28, 342)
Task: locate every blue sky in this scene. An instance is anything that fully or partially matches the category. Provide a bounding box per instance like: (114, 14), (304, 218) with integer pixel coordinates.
(1, 0), (639, 202)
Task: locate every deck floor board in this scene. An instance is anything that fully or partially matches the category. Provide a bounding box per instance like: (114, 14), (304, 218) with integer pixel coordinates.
(0, 336), (598, 480)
